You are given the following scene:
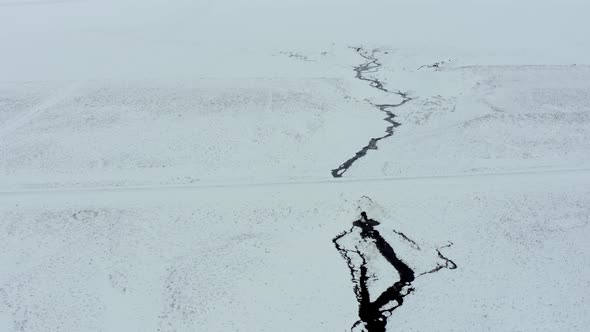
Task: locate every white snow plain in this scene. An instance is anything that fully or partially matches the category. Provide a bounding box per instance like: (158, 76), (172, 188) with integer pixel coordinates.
(1, 0), (589, 331)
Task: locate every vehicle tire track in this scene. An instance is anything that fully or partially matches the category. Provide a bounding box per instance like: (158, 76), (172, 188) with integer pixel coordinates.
(2, 167), (589, 196)
(331, 47), (412, 178)
(0, 81), (81, 140)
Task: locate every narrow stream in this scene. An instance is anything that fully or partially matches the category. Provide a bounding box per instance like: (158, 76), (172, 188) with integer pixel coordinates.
(333, 212), (457, 331)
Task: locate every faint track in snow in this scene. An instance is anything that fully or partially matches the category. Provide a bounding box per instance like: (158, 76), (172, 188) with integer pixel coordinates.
(0, 0), (83, 7)
(1, 167), (589, 196)
(0, 81), (81, 140)
(333, 212), (455, 331)
(331, 47), (412, 178)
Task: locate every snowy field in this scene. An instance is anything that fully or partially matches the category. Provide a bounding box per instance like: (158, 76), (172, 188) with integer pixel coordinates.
(1, 0), (589, 331)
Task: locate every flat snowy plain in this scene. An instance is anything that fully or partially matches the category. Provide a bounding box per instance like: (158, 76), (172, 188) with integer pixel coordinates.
(1, 0), (589, 331)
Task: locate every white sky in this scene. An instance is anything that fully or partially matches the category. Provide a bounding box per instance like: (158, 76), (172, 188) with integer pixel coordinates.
(1, 0), (588, 80)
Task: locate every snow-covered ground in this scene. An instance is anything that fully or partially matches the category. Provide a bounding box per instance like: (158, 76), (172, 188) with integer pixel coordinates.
(1, 0), (589, 331)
